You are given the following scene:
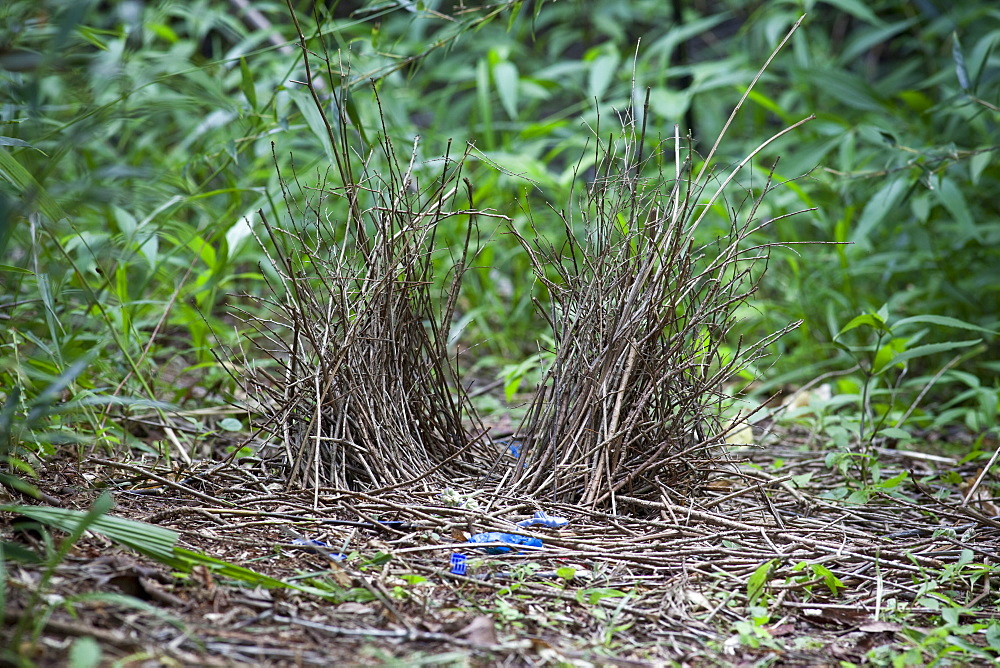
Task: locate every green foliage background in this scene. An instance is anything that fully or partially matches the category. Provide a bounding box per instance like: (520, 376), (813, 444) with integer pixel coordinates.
(1, 0), (998, 464)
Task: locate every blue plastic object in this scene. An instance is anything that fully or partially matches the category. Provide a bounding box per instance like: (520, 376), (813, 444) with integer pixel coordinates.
(516, 510), (570, 529)
(468, 532), (543, 554)
(290, 538), (347, 561)
(450, 553), (467, 575)
(496, 437), (523, 460)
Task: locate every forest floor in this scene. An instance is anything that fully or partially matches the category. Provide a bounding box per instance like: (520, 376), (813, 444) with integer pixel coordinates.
(3, 414), (999, 667)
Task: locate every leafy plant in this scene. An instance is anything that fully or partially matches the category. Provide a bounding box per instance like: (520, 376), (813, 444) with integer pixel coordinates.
(835, 308), (993, 438)
(787, 560), (846, 597)
(2, 498), (331, 595)
(746, 559), (776, 608)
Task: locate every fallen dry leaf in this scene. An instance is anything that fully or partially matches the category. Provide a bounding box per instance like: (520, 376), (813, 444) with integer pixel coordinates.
(191, 564), (214, 593)
(327, 559), (353, 587)
(455, 615), (497, 646)
(859, 621), (902, 633)
(336, 602), (374, 615)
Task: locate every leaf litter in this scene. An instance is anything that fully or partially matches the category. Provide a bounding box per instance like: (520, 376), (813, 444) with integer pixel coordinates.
(4, 431), (1000, 666)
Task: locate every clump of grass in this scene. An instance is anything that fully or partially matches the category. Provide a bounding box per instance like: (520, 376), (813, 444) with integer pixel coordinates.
(501, 24), (814, 510)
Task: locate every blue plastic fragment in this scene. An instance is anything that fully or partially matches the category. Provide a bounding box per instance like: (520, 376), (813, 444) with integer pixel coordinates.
(450, 553), (467, 575)
(291, 538), (329, 548)
(496, 437), (523, 460)
(468, 532), (543, 554)
(516, 510), (570, 529)
(290, 538), (347, 561)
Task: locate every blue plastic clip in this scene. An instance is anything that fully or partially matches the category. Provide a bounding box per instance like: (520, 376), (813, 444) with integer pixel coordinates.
(450, 553), (467, 575)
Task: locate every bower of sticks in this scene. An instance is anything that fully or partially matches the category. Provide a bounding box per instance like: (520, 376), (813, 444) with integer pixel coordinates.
(24, 102), (996, 666)
(6, 20), (999, 668)
(166, 83), (999, 663)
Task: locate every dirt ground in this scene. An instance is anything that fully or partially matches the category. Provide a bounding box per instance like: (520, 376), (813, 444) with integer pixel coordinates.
(3, 426), (999, 667)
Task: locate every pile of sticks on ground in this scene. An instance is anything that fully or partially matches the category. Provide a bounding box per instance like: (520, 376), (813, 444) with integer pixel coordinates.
(237, 18), (810, 510)
(237, 130), (495, 490)
(500, 113), (800, 508)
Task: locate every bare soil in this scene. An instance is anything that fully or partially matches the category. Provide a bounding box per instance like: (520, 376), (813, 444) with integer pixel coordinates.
(3, 425), (999, 667)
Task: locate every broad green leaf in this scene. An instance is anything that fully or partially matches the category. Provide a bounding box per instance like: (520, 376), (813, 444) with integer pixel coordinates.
(1, 540), (42, 563)
(884, 340), (982, 369)
(875, 471), (908, 489)
(897, 89), (933, 113)
(790, 472), (813, 488)
(68, 637), (101, 668)
(113, 205), (137, 237)
(746, 89), (794, 124)
(746, 559), (774, 606)
(475, 58), (494, 148)
(4, 503), (177, 562)
(872, 337), (907, 373)
(877, 428), (913, 442)
(587, 48), (620, 102)
(585, 587), (627, 604)
(0, 470), (40, 499)
(810, 563), (844, 595)
(0, 137), (37, 150)
(218, 417), (242, 431)
(173, 547), (291, 588)
(0, 150), (68, 224)
(851, 177), (908, 245)
(893, 315), (997, 336)
(952, 32), (970, 91)
(648, 87), (691, 121)
(966, 31), (999, 89)
(239, 56), (257, 109)
(343, 90), (370, 149)
(0, 264), (32, 274)
(147, 22), (178, 43)
(182, 233), (217, 268)
(987, 624), (1000, 651)
(941, 606), (960, 625)
(0, 49), (42, 72)
(647, 13), (729, 63)
(493, 60), (519, 120)
(846, 489), (871, 505)
(809, 67), (883, 112)
(76, 26), (110, 51)
(935, 177), (979, 244)
(820, 0), (883, 25)
(840, 19), (918, 65)
(837, 312), (889, 337)
(290, 89), (335, 163)
(25, 354), (95, 424)
(970, 151), (991, 186)
(504, 376), (522, 403)
(0, 504), (287, 589)
(910, 192), (931, 222)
